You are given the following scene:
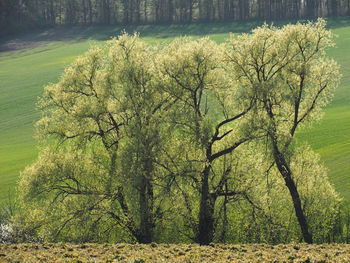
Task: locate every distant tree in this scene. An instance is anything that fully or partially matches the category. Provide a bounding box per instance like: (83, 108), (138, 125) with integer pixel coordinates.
(0, 0), (22, 33)
(328, 0), (339, 16)
(174, 0), (194, 22)
(221, 0), (235, 21)
(238, 0), (249, 20)
(121, 0), (131, 24)
(198, 0), (215, 21)
(225, 19), (341, 243)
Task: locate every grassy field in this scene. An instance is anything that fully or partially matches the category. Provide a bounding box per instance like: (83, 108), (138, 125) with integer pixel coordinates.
(0, 17), (350, 202)
(1, 243), (350, 262)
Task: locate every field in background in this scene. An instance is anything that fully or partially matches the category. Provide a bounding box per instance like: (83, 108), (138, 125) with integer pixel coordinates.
(0, 17), (350, 202)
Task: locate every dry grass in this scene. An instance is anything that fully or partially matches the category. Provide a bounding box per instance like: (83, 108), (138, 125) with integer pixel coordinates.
(0, 243), (350, 262)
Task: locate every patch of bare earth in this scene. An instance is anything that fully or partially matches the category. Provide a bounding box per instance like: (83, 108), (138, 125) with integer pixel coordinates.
(0, 39), (51, 53)
(0, 243), (350, 262)
(0, 28), (102, 54)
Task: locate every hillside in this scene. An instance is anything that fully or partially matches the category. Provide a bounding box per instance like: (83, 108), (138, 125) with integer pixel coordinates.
(0, 17), (350, 202)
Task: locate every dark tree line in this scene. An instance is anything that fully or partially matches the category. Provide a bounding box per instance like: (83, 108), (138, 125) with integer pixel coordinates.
(1, 0), (350, 36)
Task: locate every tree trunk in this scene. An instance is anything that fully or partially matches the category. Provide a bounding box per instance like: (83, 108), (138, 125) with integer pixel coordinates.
(271, 136), (313, 244)
(137, 144), (154, 244)
(144, 0), (148, 23)
(58, 0), (62, 24)
(105, 0), (111, 24)
(138, 174), (153, 243)
(189, 0), (193, 22)
(82, 0), (87, 24)
(307, 0), (316, 17)
(295, 0), (300, 19)
(196, 165), (216, 245)
(198, 0), (205, 21)
(87, 0), (92, 24)
(238, 0), (248, 20)
(135, 0), (141, 24)
(167, 0), (174, 23)
(219, 181), (229, 242)
(122, 0), (129, 24)
(49, 0), (55, 25)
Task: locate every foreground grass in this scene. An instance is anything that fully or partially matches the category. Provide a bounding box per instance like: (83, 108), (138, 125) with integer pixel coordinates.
(1, 17), (350, 201)
(0, 243), (350, 262)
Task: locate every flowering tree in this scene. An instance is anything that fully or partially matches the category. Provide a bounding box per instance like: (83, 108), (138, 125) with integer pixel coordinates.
(158, 37), (258, 245)
(226, 18), (341, 243)
(19, 34), (173, 243)
(18, 20), (341, 244)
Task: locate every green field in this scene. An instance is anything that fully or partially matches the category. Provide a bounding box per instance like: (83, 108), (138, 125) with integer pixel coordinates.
(1, 17), (350, 202)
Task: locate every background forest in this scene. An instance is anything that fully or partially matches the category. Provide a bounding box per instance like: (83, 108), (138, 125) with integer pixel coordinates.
(2, 0), (350, 37)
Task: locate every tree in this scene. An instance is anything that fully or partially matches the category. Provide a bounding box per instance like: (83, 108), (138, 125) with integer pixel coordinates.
(19, 34), (172, 243)
(290, 146), (341, 243)
(222, 144), (341, 244)
(226, 19), (341, 243)
(17, 22), (342, 245)
(158, 37), (257, 245)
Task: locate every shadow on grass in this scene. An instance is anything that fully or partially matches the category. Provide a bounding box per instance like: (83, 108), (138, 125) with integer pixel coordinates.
(1, 16), (350, 53)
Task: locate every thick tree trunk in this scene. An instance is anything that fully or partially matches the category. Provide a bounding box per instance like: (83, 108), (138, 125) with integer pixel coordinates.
(137, 149), (154, 243)
(219, 182), (229, 242)
(138, 174), (153, 243)
(197, 165), (216, 245)
(271, 137), (313, 244)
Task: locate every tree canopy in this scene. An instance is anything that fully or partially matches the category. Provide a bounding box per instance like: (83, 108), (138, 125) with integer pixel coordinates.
(17, 19), (342, 244)
(226, 18), (341, 243)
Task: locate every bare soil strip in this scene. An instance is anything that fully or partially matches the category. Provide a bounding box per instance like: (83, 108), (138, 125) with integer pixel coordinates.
(0, 243), (350, 262)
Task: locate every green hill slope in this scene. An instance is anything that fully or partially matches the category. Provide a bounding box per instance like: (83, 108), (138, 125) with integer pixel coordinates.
(0, 18), (350, 202)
